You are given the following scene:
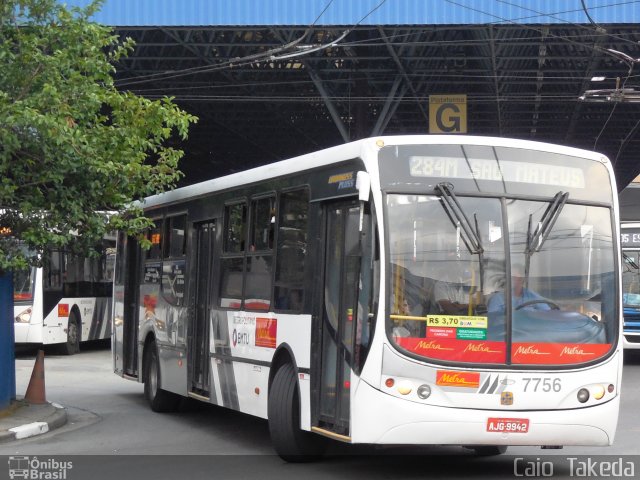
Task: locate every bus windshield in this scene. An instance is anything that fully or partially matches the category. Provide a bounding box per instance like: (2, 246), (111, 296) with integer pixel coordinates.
(386, 193), (616, 366)
(13, 268), (35, 302)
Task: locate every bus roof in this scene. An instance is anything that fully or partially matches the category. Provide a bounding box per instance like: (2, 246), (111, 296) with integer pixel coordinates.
(142, 135), (610, 210)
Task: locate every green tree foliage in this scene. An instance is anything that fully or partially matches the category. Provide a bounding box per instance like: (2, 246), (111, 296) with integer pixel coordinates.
(0, 0), (198, 271)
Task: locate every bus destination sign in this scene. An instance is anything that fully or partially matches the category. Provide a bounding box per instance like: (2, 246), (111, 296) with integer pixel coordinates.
(409, 156), (585, 189)
(621, 228), (640, 247)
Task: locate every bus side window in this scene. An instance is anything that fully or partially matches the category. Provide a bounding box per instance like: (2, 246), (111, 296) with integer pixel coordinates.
(165, 215), (186, 258)
(44, 251), (63, 290)
(161, 215), (187, 307)
(220, 202), (247, 309)
(274, 188), (309, 312)
(147, 221), (163, 260)
(245, 196), (275, 311)
(224, 203), (247, 254)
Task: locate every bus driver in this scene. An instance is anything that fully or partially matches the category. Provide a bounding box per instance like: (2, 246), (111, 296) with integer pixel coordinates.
(487, 264), (551, 313)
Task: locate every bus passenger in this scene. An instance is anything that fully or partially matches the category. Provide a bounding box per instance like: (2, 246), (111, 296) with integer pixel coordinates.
(434, 264), (472, 314)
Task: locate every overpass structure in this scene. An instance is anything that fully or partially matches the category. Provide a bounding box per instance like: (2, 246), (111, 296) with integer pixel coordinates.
(69, 0), (640, 189)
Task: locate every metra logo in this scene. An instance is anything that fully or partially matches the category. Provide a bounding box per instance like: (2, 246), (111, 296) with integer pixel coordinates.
(514, 345), (550, 356)
(463, 343), (501, 354)
(560, 346), (594, 356)
(416, 340), (454, 351)
(436, 370), (480, 388)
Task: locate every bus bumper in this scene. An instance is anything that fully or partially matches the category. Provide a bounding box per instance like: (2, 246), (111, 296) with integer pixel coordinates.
(622, 332), (640, 349)
(350, 378), (618, 446)
(14, 322), (43, 344)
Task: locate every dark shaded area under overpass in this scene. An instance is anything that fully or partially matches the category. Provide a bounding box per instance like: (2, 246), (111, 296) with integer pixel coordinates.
(112, 24), (640, 190)
(620, 184), (640, 221)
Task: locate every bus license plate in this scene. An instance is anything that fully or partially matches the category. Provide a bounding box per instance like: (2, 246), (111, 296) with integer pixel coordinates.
(486, 417), (530, 433)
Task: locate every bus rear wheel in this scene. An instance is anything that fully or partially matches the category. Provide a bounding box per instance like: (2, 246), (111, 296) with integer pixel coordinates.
(60, 312), (80, 356)
(268, 363), (327, 462)
(143, 341), (180, 413)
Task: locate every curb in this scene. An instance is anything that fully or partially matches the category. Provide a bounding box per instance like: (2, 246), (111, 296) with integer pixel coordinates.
(0, 403), (67, 444)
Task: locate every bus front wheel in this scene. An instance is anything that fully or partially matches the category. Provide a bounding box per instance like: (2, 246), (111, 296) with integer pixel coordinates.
(268, 363), (327, 462)
(143, 341), (180, 413)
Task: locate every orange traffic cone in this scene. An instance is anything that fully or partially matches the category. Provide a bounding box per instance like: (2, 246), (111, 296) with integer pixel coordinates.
(24, 350), (46, 404)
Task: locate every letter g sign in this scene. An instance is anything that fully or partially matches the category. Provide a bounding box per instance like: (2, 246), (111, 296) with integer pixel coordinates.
(429, 94), (467, 133)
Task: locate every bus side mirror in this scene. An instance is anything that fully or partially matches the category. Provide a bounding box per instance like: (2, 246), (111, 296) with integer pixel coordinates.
(356, 171), (370, 202)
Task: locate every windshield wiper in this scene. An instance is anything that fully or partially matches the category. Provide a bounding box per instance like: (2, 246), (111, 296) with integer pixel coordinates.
(623, 252), (639, 271)
(435, 182), (485, 293)
(525, 191), (569, 256)
(435, 183), (483, 255)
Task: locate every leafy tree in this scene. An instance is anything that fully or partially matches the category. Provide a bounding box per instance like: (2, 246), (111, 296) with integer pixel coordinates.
(0, 0), (198, 270)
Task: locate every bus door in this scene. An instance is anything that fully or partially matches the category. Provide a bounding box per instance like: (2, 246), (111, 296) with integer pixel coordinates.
(315, 201), (363, 437)
(189, 221), (216, 396)
(122, 236), (140, 377)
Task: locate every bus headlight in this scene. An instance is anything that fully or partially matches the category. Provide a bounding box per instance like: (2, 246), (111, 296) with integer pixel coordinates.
(577, 388), (590, 403)
(397, 381), (412, 395)
(15, 308), (32, 323)
(592, 384), (606, 400)
(417, 384), (432, 399)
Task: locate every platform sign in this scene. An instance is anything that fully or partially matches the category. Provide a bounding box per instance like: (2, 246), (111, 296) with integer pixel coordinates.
(429, 94), (467, 133)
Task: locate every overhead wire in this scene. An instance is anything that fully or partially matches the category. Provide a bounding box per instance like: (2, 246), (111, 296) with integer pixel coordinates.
(496, 0), (640, 48)
(581, 0), (600, 27)
(593, 57), (638, 151)
(443, 0), (640, 64)
(135, 92), (594, 103)
(116, 0), (388, 87)
(115, 0), (339, 87)
(493, 0), (640, 155)
(127, 72), (640, 97)
(442, 0), (640, 157)
(114, 0), (640, 88)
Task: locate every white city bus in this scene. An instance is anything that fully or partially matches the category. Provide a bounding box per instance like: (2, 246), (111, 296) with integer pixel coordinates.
(620, 222), (640, 348)
(113, 136), (622, 460)
(14, 236), (116, 355)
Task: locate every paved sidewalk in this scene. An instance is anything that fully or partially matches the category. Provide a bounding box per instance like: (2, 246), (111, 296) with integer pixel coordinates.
(0, 398), (67, 443)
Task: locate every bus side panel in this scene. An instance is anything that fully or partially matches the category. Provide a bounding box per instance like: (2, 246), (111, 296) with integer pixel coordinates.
(69, 297), (112, 342)
(139, 277), (189, 395)
(113, 284), (125, 376)
(39, 296), (110, 345)
(41, 301), (71, 345)
(158, 343), (188, 396)
(208, 311), (312, 421)
(85, 297), (113, 341)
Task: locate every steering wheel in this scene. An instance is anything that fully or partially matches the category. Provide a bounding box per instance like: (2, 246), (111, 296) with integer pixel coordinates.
(515, 299), (560, 310)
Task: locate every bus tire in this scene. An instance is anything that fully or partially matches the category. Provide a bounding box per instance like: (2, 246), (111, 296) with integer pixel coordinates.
(143, 341), (180, 413)
(60, 311), (80, 356)
(268, 363), (327, 462)
(472, 445), (508, 456)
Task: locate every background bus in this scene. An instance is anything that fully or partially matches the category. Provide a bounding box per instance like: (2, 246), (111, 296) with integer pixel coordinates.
(14, 236), (116, 355)
(113, 136), (621, 460)
(620, 221), (640, 348)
